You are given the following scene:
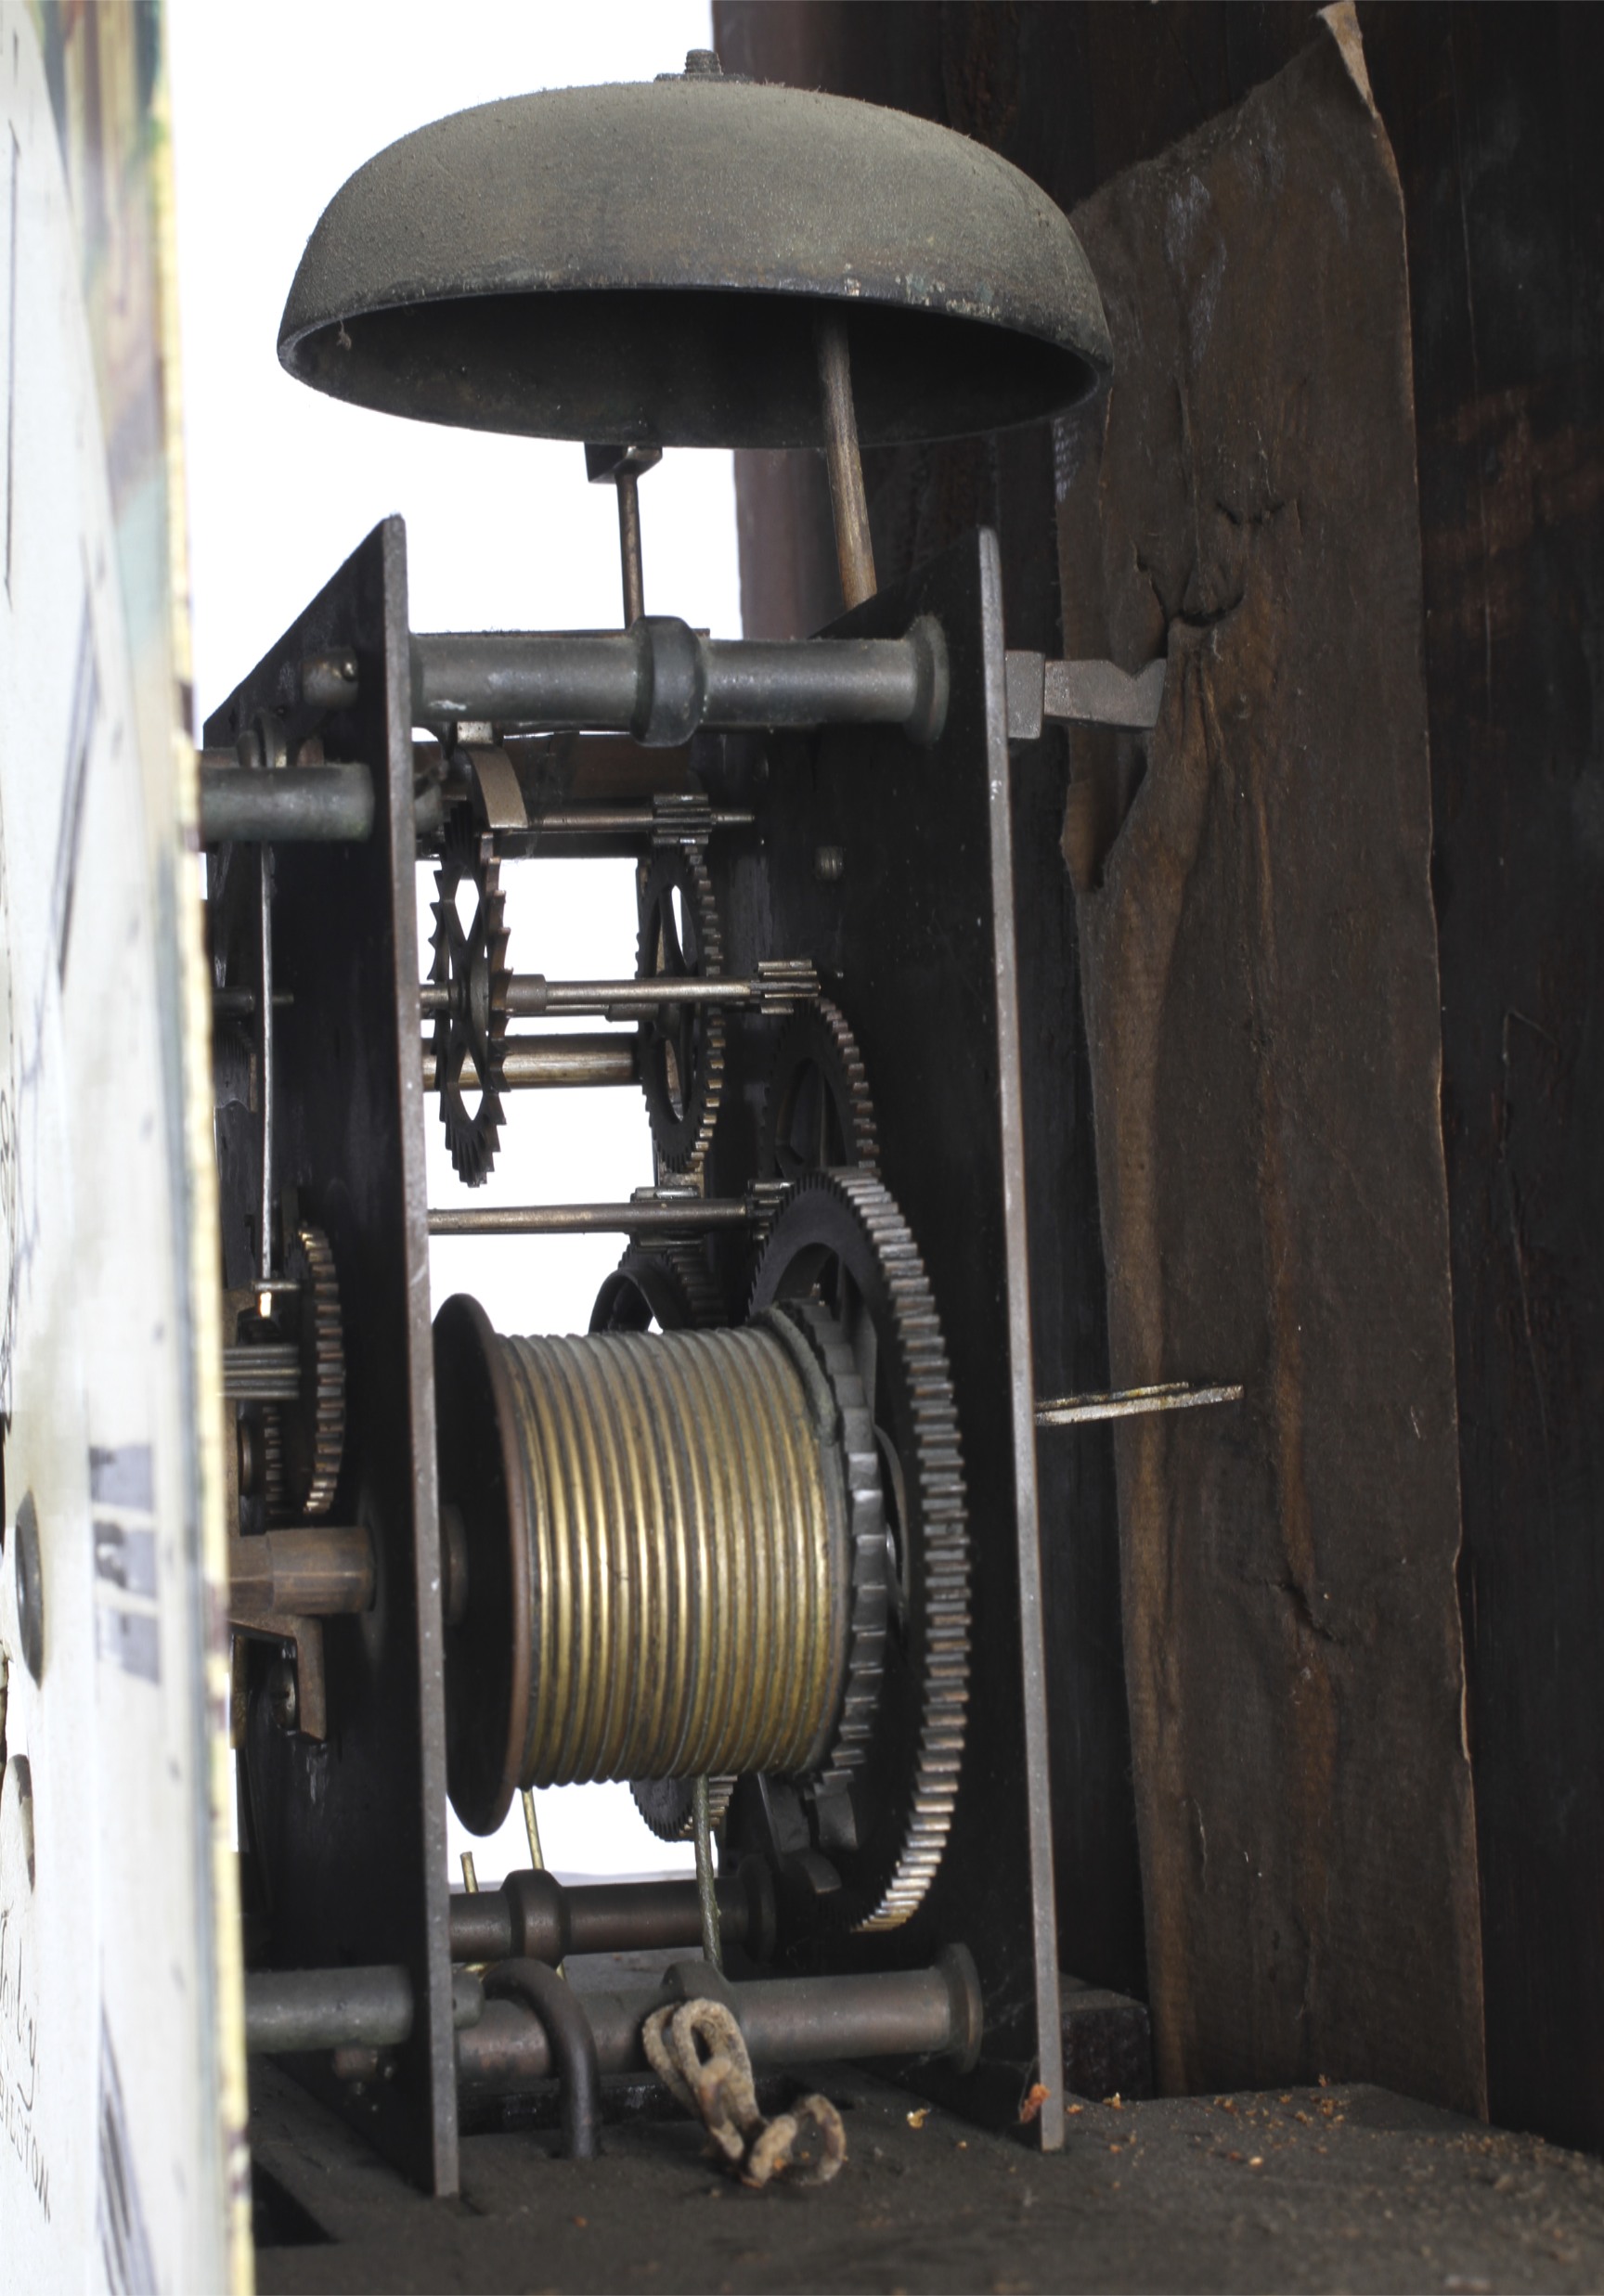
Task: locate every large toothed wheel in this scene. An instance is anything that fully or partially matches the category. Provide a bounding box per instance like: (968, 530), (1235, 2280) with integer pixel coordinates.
(750, 1168), (970, 1933)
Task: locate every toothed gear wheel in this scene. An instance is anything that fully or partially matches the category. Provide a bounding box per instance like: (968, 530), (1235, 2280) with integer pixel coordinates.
(430, 808), (511, 1186)
(750, 1168), (969, 1933)
(760, 997), (880, 1180)
(630, 1775), (736, 1844)
(637, 847), (725, 1174)
(280, 1225), (346, 1518)
(589, 1241), (726, 1335)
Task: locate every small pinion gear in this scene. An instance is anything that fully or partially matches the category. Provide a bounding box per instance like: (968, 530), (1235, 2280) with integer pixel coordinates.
(636, 847), (726, 1174)
(430, 809), (511, 1186)
(631, 1774), (736, 1845)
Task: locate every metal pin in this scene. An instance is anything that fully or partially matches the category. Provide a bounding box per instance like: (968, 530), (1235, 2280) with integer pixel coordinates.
(420, 970), (815, 1019)
(587, 443), (662, 629)
(522, 1789), (565, 1979)
(692, 1774), (721, 1973)
(427, 1198), (753, 1239)
(258, 847), (275, 1286)
(521, 1787), (546, 1874)
(1034, 1382), (1244, 1427)
(615, 468), (645, 626)
(460, 1851), (479, 1893)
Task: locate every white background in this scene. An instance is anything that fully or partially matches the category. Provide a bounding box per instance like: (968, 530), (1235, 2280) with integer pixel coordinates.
(168, 0), (743, 1880)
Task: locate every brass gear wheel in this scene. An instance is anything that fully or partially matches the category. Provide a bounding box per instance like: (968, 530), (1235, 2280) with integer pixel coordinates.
(636, 847), (725, 1174)
(750, 1168), (969, 1933)
(278, 1224), (346, 1518)
(759, 997), (879, 1180)
(430, 808), (511, 1186)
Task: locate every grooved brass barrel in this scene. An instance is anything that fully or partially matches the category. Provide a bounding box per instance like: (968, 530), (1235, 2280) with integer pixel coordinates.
(435, 1295), (850, 1834)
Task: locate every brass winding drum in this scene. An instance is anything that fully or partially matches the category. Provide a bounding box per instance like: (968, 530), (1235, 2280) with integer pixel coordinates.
(437, 1167), (969, 1934)
(435, 1298), (879, 1825)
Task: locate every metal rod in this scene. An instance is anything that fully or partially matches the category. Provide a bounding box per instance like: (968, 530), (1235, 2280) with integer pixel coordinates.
(213, 987), (293, 1020)
(521, 1788), (546, 1873)
(245, 1949), (981, 2084)
(258, 848), (275, 1288)
(817, 309), (877, 609)
(519, 1790), (561, 1975)
(615, 469), (645, 626)
(457, 1950), (983, 2094)
(496, 805), (754, 837)
(421, 971), (812, 1021)
(228, 1529), (376, 1620)
(506, 975), (764, 1018)
(485, 1961), (601, 2158)
(243, 1966), (482, 2054)
(693, 1775), (722, 1975)
(420, 1033), (640, 1093)
(986, 688), (1063, 2156)
(1034, 1381), (1246, 1427)
(409, 620), (946, 747)
(448, 1866), (770, 1967)
(199, 761), (375, 844)
(428, 1199), (751, 1238)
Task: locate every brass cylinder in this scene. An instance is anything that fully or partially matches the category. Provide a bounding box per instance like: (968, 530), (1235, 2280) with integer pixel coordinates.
(435, 1296), (850, 1831)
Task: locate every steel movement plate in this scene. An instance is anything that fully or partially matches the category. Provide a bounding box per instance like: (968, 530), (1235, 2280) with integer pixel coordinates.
(211, 522), (459, 2199)
(708, 530), (1064, 2145)
(278, 74), (1111, 449)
